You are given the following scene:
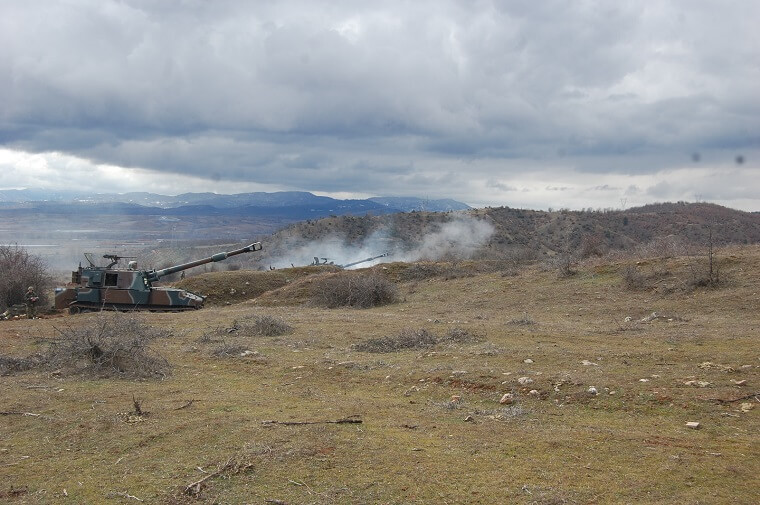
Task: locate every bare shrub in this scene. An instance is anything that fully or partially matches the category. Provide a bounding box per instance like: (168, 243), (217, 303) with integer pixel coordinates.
(211, 344), (252, 358)
(621, 265), (648, 290)
(354, 327), (480, 353)
(0, 245), (51, 311)
(473, 405), (527, 420)
(45, 312), (170, 378)
(240, 315), (294, 336)
(311, 272), (399, 308)
(0, 354), (42, 376)
(579, 235), (605, 258)
(542, 254), (576, 278)
(438, 327), (481, 344)
(508, 313), (536, 326)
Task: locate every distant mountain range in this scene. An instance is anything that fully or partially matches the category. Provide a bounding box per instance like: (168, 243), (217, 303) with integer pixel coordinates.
(0, 190), (470, 215)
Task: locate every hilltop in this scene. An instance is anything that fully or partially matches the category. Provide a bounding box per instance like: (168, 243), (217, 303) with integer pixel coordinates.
(149, 202), (759, 272)
(1, 243), (758, 503)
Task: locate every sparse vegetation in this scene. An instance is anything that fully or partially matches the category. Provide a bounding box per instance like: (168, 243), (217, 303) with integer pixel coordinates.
(621, 265), (648, 290)
(239, 315), (294, 336)
(1, 243), (758, 504)
(44, 312), (171, 378)
(354, 327), (480, 353)
(211, 343), (253, 358)
(0, 245), (51, 311)
(311, 271), (399, 308)
(508, 313), (537, 326)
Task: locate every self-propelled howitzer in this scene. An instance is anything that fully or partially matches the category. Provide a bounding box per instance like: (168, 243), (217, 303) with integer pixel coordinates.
(55, 242), (262, 314)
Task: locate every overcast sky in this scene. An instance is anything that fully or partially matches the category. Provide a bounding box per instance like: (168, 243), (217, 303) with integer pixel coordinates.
(1, 0), (758, 210)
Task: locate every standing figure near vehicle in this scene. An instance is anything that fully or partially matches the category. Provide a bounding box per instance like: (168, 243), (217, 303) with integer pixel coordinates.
(25, 286), (38, 319)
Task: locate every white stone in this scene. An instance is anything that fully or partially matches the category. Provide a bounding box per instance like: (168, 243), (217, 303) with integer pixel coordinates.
(499, 393), (514, 405)
(517, 377), (534, 385)
(685, 421), (701, 429)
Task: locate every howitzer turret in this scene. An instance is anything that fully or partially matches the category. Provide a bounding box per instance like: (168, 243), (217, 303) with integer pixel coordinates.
(55, 242), (262, 314)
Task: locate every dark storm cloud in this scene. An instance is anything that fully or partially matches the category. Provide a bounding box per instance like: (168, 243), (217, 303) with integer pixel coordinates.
(1, 0), (758, 209)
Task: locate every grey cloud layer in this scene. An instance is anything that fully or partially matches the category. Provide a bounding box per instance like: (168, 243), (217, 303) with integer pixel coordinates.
(1, 0), (758, 205)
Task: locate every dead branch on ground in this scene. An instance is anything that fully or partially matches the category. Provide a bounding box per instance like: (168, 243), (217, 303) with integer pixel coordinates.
(0, 411), (57, 421)
(106, 491), (143, 502)
(184, 457), (253, 497)
(705, 392), (760, 404)
(261, 415), (362, 426)
(173, 399), (197, 410)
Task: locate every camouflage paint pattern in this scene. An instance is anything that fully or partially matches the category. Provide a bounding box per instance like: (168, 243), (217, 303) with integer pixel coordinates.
(55, 242), (262, 313)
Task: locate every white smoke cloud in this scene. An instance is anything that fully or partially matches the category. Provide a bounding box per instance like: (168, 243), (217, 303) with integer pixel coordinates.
(267, 215), (494, 269)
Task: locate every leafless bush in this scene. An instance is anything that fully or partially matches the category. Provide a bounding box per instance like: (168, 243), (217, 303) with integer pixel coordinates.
(508, 313), (536, 326)
(211, 344), (252, 358)
(579, 235), (605, 258)
(354, 327), (480, 353)
(438, 327), (482, 344)
(621, 265), (648, 290)
(239, 315), (294, 336)
(45, 312), (170, 378)
(0, 245), (52, 311)
(635, 235), (684, 258)
(473, 405), (527, 420)
(354, 328), (438, 353)
(0, 354), (42, 376)
(543, 254), (576, 278)
(311, 272), (399, 308)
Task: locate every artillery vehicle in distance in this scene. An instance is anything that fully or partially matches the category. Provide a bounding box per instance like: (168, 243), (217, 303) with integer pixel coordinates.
(55, 242), (262, 313)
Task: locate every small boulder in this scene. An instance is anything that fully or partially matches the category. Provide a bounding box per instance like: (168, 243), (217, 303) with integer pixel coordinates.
(499, 393), (514, 405)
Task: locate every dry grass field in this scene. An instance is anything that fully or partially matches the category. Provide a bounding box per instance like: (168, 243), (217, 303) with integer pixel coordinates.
(1, 245), (758, 504)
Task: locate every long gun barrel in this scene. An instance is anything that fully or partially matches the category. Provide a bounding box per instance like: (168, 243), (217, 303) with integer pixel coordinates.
(339, 252), (390, 269)
(147, 242), (262, 281)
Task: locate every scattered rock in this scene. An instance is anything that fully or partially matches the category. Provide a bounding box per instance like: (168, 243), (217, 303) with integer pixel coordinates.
(450, 395), (461, 403)
(740, 403), (754, 413)
(499, 393), (514, 405)
(463, 415), (475, 423)
(517, 377), (533, 386)
(528, 389), (540, 396)
(624, 316), (632, 322)
(685, 421), (701, 430)
(684, 380), (712, 388)
(581, 360), (599, 366)
(698, 362), (735, 372)
(730, 379), (747, 386)
(639, 378), (650, 383)
(523, 359), (534, 364)
(588, 386), (598, 395)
